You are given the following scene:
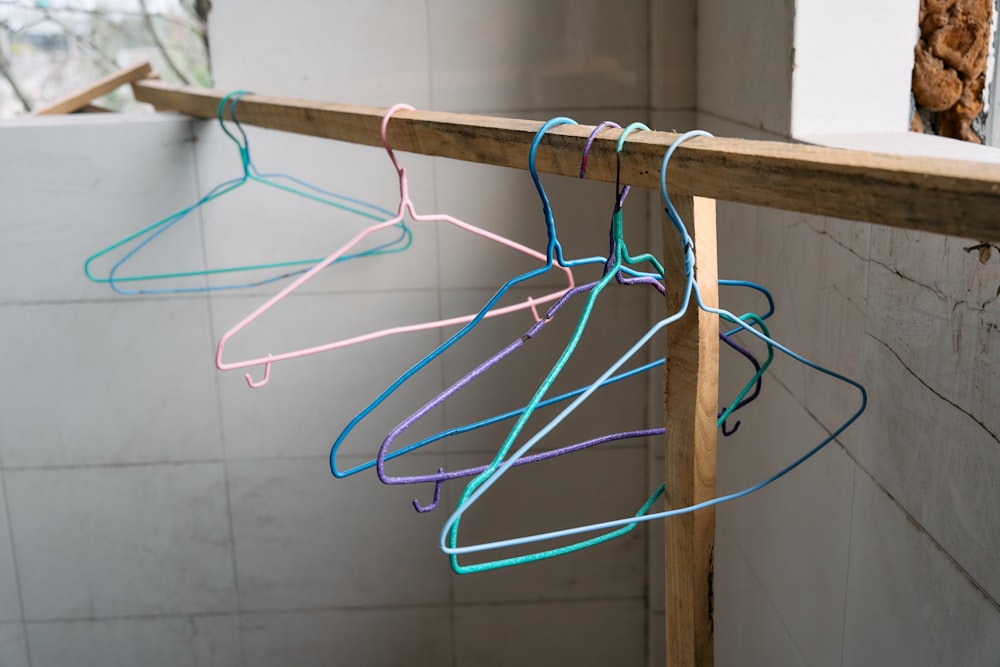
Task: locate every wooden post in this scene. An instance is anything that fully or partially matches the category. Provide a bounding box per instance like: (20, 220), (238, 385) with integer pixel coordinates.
(662, 195), (719, 667)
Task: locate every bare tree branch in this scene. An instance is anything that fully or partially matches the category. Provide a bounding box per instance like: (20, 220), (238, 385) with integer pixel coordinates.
(42, 11), (121, 70)
(0, 39), (32, 112)
(0, 1), (198, 30)
(138, 0), (191, 85)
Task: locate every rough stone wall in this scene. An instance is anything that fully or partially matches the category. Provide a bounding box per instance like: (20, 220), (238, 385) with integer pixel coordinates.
(911, 0), (993, 142)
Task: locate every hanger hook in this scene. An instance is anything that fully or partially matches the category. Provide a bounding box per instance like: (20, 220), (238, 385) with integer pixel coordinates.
(244, 357), (272, 388)
(614, 122), (650, 212)
(660, 130), (713, 277)
(413, 471), (445, 513)
(217, 90), (253, 168)
(529, 117), (577, 263)
(580, 121), (621, 179)
(381, 103), (416, 175)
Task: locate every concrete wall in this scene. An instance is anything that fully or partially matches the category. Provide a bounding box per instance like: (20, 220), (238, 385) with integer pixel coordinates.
(1, 1), (998, 666)
(701, 1), (1000, 665)
(0, 2), (697, 665)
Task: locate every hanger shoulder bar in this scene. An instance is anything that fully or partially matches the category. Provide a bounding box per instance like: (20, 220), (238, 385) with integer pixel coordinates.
(133, 80), (1000, 242)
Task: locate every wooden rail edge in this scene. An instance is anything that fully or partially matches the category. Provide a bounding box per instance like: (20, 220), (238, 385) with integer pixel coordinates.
(32, 62), (154, 116)
(133, 79), (1000, 242)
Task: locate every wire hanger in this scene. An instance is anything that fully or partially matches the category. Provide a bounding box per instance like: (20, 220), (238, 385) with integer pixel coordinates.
(325, 116), (669, 482)
(439, 130), (867, 572)
(431, 122), (776, 572)
(213, 103), (581, 388)
(84, 91), (410, 295)
(372, 122), (774, 512)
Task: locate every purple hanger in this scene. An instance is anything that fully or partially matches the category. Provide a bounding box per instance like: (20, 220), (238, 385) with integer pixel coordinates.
(377, 279), (666, 512)
(375, 121), (767, 511)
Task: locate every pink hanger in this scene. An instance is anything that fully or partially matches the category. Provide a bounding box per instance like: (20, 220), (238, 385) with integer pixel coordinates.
(215, 104), (576, 388)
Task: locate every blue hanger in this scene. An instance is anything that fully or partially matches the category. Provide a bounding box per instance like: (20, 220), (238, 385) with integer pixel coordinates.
(440, 130), (867, 571)
(84, 91), (411, 295)
(326, 116), (663, 480)
(371, 119), (777, 512)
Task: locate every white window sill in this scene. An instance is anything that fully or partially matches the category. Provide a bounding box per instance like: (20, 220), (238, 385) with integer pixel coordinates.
(797, 131), (1000, 165)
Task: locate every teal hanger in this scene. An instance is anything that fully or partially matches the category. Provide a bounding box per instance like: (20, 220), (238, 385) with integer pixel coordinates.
(84, 90), (411, 295)
(369, 122), (776, 513)
(440, 130), (866, 570)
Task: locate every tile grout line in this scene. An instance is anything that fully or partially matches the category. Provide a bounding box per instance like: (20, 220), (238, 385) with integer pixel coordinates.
(643, 0), (659, 646)
(0, 284), (577, 309)
(0, 442), (652, 473)
(836, 207), (873, 667)
(838, 464), (856, 667)
(198, 125), (248, 667)
(0, 468), (33, 667)
(422, 3), (459, 664)
(771, 370), (1000, 613)
(739, 543), (810, 667)
(741, 376), (850, 665)
(694, 109), (793, 141)
(15, 594), (649, 625)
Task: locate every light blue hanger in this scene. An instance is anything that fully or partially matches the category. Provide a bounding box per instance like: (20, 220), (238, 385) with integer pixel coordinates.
(440, 130), (867, 570)
(371, 121), (777, 515)
(326, 116), (663, 480)
(84, 91), (411, 295)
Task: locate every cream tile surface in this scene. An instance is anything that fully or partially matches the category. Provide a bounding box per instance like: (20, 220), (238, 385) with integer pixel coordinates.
(428, 0), (649, 112)
(650, 109), (698, 135)
(446, 447), (647, 603)
(713, 554), (808, 667)
(842, 472), (1000, 666)
(454, 599), (645, 666)
(0, 478), (22, 622)
(0, 301), (222, 467)
(865, 260), (1000, 438)
(855, 333), (1000, 601)
(733, 383), (854, 667)
(744, 209), (821, 402)
(208, 0), (432, 107)
(697, 0), (792, 134)
(650, 0), (697, 111)
(240, 607), (451, 667)
(868, 225), (1000, 305)
(227, 456), (451, 610)
(648, 611), (665, 667)
(26, 615), (242, 667)
(210, 291), (447, 460)
(0, 116), (202, 303)
(0, 622), (29, 667)
(6, 464), (236, 619)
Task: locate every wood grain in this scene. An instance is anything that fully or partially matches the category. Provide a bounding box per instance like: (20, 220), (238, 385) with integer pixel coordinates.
(663, 196), (719, 667)
(133, 79), (1000, 241)
(32, 62), (153, 116)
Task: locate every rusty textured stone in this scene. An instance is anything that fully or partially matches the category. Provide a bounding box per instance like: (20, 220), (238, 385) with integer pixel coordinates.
(912, 40), (964, 112)
(912, 0), (991, 142)
(928, 16), (989, 77)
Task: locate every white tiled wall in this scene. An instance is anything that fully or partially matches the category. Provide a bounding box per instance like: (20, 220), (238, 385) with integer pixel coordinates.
(5, 1), (998, 665)
(700, 1), (1000, 665)
(0, 2), (691, 665)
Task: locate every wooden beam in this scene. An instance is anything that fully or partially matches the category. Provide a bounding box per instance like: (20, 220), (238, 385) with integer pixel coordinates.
(32, 62), (153, 116)
(132, 79), (1000, 242)
(663, 196), (719, 667)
